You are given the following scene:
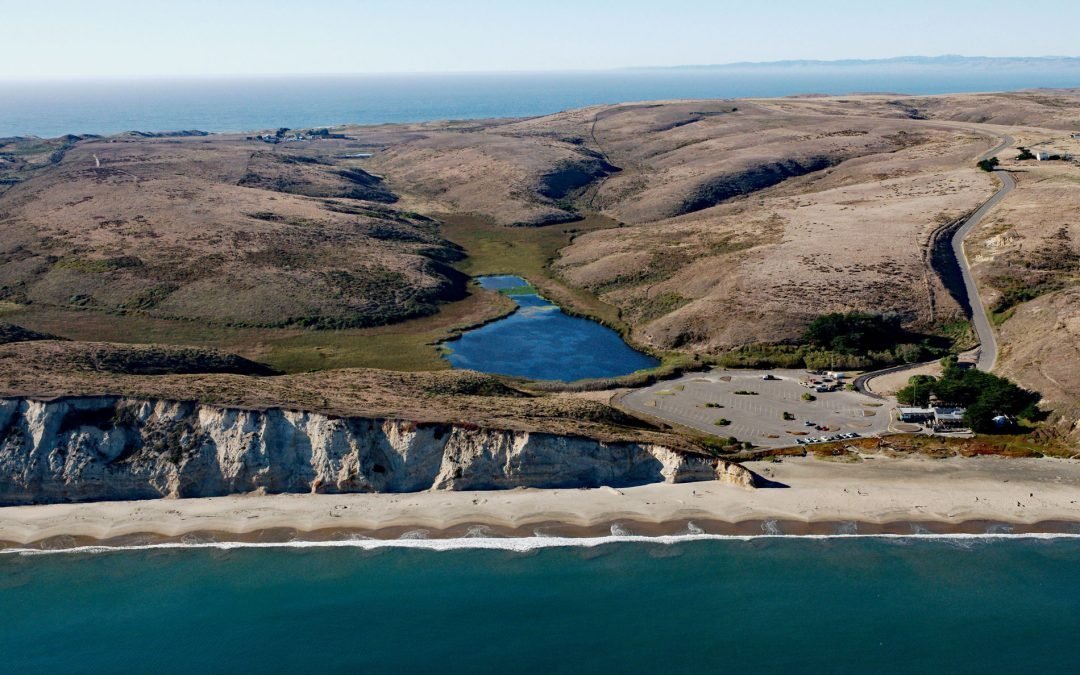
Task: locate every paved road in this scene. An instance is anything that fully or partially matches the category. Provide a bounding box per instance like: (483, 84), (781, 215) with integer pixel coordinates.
(746, 102), (1014, 383)
(854, 134), (1015, 393)
(621, 132), (1016, 436)
(953, 135), (1014, 372)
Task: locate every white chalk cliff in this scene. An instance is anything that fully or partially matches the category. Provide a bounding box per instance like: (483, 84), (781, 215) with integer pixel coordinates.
(0, 397), (755, 505)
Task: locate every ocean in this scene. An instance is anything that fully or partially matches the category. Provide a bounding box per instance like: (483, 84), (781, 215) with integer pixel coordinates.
(2, 63), (1080, 138)
(2, 537), (1078, 673)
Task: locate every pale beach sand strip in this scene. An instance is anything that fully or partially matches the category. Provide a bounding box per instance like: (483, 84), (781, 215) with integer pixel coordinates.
(2, 456), (1079, 547)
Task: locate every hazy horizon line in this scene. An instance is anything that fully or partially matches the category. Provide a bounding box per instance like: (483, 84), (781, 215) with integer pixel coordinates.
(3, 54), (1079, 84)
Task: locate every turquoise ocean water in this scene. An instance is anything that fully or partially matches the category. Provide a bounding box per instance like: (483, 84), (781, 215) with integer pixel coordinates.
(2, 537), (1078, 673)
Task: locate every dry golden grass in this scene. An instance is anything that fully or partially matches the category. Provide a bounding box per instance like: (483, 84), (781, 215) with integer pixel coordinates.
(3, 92), (1080, 447)
(0, 340), (689, 448)
(0, 134), (465, 330)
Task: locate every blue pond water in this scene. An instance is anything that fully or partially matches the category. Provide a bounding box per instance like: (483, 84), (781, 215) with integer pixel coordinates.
(443, 276), (659, 381)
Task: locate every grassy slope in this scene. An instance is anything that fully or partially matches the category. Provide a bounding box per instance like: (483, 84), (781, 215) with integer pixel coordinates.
(1, 289), (514, 374)
(1, 208), (631, 374)
(2, 209), (631, 374)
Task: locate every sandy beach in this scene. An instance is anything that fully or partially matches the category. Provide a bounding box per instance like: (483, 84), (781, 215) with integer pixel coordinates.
(3, 454), (1080, 547)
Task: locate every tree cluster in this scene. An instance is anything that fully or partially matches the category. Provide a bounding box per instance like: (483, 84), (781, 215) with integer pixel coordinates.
(803, 312), (904, 355)
(896, 358), (1041, 432)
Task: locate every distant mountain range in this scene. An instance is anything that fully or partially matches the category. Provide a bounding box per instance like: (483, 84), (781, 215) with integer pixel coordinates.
(635, 55), (1080, 70)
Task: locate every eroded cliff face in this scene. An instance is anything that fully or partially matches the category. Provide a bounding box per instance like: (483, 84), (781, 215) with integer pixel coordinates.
(0, 397), (755, 505)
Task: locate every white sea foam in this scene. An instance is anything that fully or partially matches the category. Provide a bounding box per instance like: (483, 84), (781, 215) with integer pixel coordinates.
(5, 531), (1080, 556)
(760, 519), (783, 535)
(609, 523), (631, 536)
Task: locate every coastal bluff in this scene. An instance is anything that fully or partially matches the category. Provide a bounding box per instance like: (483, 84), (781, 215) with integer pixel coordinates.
(0, 396), (755, 505)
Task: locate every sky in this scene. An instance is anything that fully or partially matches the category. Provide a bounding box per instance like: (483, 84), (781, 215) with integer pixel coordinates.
(3, 0), (1078, 80)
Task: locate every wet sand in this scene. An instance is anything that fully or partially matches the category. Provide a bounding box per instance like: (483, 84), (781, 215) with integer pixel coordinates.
(2, 455), (1079, 549)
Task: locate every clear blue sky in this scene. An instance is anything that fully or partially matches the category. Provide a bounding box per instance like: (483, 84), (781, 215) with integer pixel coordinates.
(5, 0), (1078, 79)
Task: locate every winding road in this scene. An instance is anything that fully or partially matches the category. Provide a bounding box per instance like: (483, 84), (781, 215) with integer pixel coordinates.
(617, 130), (1017, 436)
(854, 134), (1014, 395)
(953, 135), (1014, 371)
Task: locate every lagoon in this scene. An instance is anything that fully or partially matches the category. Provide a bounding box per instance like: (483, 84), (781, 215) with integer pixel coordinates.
(443, 276), (659, 381)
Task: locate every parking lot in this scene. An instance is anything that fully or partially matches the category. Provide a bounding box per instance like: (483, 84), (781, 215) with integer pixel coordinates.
(620, 368), (894, 448)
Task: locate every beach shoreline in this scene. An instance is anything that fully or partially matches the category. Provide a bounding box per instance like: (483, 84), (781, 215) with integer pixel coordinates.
(3, 455), (1080, 549)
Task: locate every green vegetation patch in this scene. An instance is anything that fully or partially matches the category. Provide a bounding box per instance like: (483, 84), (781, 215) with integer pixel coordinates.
(804, 312), (904, 354)
(896, 358), (1041, 433)
(989, 228), (1078, 314)
(989, 273), (1065, 313)
(716, 312), (959, 370)
(626, 291), (690, 324)
(499, 284), (539, 297)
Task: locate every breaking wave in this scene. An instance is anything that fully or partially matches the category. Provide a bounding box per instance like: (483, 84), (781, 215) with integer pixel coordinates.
(5, 531), (1080, 556)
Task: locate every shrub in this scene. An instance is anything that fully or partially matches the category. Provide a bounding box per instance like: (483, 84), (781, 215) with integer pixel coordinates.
(896, 374), (937, 406)
(733, 390), (757, 396)
(977, 157), (1000, 172)
(802, 392), (816, 401)
(714, 418), (732, 426)
(782, 411), (796, 421)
